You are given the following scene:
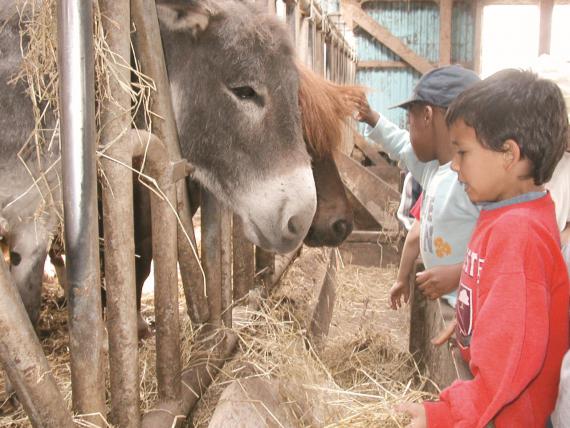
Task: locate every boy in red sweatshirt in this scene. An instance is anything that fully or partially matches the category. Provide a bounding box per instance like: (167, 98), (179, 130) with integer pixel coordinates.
(400, 69), (570, 427)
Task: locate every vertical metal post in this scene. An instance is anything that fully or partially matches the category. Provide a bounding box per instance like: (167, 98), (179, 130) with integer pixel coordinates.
(232, 218), (254, 302)
(201, 190), (223, 327)
(57, 0), (106, 421)
(0, 259), (74, 428)
(220, 210), (232, 328)
(131, 0), (209, 324)
(150, 167), (181, 401)
(99, 0), (141, 425)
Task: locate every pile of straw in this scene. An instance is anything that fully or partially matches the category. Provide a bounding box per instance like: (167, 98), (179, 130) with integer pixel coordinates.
(191, 248), (435, 427)
(0, 249), (434, 427)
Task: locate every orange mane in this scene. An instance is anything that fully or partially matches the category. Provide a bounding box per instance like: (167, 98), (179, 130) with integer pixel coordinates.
(297, 61), (365, 158)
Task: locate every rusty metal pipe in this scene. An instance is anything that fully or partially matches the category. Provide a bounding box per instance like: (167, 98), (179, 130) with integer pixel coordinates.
(131, 0), (209, 324)
(129, 131), (182, 400)
(104, 126), (180, 414)
(149, 159), (181, 400)
(201, 190), (223, 327)
(0, 258), (74, 428)
(57, 0), (106, 419)
(232, 218), (254, 303)
(98, 0), (141, 425)
(220, 209), (232, 328)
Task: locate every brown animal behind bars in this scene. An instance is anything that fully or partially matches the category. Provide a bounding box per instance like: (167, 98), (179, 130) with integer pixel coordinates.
(297, 62), (365, 247)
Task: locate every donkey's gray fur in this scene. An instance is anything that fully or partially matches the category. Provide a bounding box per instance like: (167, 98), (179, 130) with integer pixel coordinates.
(0, 0), (316, 328)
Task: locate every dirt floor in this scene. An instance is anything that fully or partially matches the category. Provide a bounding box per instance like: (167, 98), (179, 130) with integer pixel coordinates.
(0, 248), (432, 427)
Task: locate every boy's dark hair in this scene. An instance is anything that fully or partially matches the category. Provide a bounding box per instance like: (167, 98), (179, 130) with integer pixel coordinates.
(446, 69), (569, 185)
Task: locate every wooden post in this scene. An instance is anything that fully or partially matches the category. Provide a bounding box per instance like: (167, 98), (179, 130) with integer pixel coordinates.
(232, 218), (255, 302)
(472, 0), (483, 74)
(221, 209), (233, 328)
(201, 190), (223, 327)
(409, 262), (472, 391)
(539, 0), (554, 55)
(439, 0), (453, 65)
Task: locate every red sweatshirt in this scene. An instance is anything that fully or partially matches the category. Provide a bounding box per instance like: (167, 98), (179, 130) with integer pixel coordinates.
(424, 193), (569, 427)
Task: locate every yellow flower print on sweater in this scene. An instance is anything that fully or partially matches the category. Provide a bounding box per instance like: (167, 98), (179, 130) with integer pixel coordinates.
(434, 237), (452, 258)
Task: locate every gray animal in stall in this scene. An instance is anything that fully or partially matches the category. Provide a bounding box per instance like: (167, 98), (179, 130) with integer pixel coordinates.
(0, 0), (317, 337)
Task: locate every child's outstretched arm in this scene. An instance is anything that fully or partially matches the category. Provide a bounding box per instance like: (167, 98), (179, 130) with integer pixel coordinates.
(390, 220), (420, 310)
(415, 264), (462, 300)
(352, 94), (429, 186)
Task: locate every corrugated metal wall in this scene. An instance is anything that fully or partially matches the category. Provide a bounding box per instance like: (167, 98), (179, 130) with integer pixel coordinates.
(355, 1), (475, 128)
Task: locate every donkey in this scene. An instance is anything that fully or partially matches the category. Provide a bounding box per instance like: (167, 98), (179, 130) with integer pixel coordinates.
(127, 62), (363, 338)
(0, 0), (316, 327)
(296, 62), (362, 247)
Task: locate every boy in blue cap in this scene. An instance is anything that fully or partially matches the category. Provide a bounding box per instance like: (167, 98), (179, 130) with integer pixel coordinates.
(355, 65), (481, 308)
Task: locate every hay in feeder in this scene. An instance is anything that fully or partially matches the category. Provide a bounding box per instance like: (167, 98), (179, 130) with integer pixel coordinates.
(190, 248), (436, 428)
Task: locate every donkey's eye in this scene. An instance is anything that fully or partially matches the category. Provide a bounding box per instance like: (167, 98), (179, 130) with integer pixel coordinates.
(231, 86), (257, 99)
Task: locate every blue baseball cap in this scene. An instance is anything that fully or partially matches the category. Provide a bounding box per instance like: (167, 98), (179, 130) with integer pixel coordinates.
(391, 64), (480, 109)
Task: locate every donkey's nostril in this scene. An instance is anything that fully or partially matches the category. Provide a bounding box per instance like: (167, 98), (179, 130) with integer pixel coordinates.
(287, 215), (303, 236)
(332, 219), (350, 239)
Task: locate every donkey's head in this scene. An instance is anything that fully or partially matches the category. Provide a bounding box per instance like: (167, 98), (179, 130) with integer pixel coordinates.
(297, 63), (364, 247)
(158, 0), (316, 253)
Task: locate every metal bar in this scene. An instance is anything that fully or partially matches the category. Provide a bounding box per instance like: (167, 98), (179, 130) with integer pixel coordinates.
(151, 186), (182, 400)
(201, 190), (223, 327)
(131, 0), (209, 324)
(0, 258), (74, 428)
(132, 134), (182, 401)
(232, 217), (254, 302)
(221, 209), (232, 328)
(255, 247), (275, 290)
(141, 332), (238, 428)
(98, 0), (141, 425)
(57, 0), (106, 419)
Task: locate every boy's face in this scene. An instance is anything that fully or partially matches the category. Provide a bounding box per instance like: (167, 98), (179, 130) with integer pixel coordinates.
(450, 119), (508, 203)
(407, 104), (435, 162)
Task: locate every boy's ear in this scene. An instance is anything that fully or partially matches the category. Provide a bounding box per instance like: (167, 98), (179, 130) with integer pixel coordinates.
(423, 105), (433, 126)
(502, 139), (521, 169)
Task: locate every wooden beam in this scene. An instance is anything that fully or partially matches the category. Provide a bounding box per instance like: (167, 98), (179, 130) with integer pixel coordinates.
(353, 133), (392, 166)
(473, 0), (483, 74)
(342, 0), (435, 74)
(539, 0), (554, 55)
(336, 152), (401, 231)
(357, 60), (408, 69)
(439, 0), (453, 65)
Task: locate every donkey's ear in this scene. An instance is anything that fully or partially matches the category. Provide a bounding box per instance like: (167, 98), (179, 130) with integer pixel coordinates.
(156, 0), (213, 37)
